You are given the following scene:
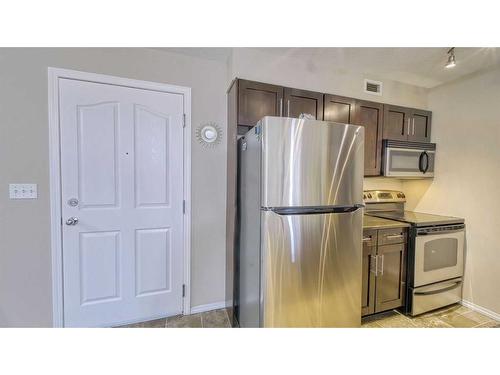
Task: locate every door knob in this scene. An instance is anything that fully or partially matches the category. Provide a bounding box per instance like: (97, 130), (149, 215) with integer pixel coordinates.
(66, 217), (79, 226)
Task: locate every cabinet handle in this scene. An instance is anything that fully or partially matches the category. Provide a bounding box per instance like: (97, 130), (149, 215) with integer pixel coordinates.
(287, 100), (290, 117)
(378, 255), (384, 276)
(412, 118), (415, 135)
(279, 98), (283, 117)
(406, 118), (410, 135)
(363, 236), (372, 242)
(370, 255), (378, 276)
(385, 234), (404, 240)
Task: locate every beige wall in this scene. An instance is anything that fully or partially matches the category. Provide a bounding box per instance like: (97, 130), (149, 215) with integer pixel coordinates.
(0, 48), (227, 326)
(403, 66), (500, 315)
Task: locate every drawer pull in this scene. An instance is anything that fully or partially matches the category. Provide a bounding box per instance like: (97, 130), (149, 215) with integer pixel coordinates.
(385, 234), (404, 240)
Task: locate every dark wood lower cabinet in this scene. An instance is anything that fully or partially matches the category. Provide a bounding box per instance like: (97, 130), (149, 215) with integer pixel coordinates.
(362, 230), (377, 316)
(362, 227), (407, 317)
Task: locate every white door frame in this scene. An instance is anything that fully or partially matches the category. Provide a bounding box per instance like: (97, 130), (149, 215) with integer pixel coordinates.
(48, 67), (192, 327)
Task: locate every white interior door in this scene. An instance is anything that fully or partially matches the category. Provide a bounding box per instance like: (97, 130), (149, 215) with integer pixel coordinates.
(59, 78), (185, 327)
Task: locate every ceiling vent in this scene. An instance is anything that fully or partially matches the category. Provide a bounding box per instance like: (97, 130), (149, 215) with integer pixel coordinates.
(364, 79), (382, 96)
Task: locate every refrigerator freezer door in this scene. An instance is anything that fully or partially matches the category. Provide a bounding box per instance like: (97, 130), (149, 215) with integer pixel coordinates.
(260, 117), (364, 208)
(260, 208), (363, 327)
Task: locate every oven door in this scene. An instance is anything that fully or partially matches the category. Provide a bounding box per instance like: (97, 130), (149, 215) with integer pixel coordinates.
(384, 147), (435, 178)
(414, 229), (464, 287)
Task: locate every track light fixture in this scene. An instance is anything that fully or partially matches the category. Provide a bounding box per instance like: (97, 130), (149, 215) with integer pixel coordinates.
(445, 47), (456, 69)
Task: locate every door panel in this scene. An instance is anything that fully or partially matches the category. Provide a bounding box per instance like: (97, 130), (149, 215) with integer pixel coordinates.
(383, 105), (410, 141)
(261, 209), (363, 327)
(238, 80), (283, 127)
(410, 109), (432, 142)
(375, 243), (406, 312)
(134, 105), (170, 207)
(261, 117), (364, 208)
(77, 102), (119, 208)
(323, 94), (355, 124)
(135, 228), (171, 296)
(284, 88), (323, 120)
(354, 100), (383, 176)
(79, 231), (121, 305)
(59, 78), (184, 327)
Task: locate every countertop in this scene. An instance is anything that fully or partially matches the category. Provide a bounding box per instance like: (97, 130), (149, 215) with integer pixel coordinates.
(363, 215), (410, 230)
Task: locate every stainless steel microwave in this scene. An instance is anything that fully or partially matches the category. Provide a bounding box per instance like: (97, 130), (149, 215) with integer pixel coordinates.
(382, 140), (436, 178)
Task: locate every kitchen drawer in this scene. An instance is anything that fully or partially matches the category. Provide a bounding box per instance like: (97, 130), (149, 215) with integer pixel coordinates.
(362, 230), (377, 247)
(378, 228), (406, 246)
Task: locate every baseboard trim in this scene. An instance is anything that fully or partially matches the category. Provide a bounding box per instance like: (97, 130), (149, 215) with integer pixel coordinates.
(461, 300), (500, 322)
(189, 301), (226, 314)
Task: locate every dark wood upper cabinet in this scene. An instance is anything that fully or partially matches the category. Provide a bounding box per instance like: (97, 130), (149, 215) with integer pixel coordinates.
(384, 104), (432, 142)
(354, 100), (383, 176)
(237, 80), (283, 127)
(323, 94), (356, 124)
(383, 104), (411, 141)
(410, 109), (432, 142)
(283, 88), (324, 120)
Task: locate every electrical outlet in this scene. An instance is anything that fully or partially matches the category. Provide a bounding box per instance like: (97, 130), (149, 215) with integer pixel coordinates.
(9, 184), (38, 199)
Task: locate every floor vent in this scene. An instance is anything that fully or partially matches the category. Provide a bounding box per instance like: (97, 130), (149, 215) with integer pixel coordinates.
(364, 79), (382, 96)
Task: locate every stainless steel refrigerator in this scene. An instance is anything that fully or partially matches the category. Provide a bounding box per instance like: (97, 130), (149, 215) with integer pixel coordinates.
(236, 116), (364, 328)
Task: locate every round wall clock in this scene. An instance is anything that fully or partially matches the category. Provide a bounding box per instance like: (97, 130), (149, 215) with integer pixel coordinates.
(196, 122), (222, 148)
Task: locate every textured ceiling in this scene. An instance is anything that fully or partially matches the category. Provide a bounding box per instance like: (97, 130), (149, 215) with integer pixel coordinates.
(157, 47), (500, 88)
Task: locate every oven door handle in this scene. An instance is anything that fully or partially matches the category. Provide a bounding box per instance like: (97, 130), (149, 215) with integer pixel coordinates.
(414, 280), (462, 296)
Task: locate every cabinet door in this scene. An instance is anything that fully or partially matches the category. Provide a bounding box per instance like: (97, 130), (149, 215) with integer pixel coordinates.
(283, 88), (323, 120)
(409, 109), (432, 142)
(375, 242), (406, 313)
(238, 80), (283, 127)
(354, 100), (383, 176)
(323, 94), (356, 124)
(383, 105), (411, 141)
(362, 230), (377, 316)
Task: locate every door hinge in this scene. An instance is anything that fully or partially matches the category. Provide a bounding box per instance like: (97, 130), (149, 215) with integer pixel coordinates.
(183, 199), (186, 214)
(182, 284), (186, 297)
(183, 113), (186, 128)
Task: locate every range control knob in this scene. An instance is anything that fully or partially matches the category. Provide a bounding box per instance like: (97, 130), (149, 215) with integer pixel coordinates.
(367, 193), (372, 199)
(363, 194), (367, 200)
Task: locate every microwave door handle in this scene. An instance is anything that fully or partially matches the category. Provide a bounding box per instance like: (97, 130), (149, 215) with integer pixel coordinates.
(422, 151), (429, 173)
(419, 151), (425, 173)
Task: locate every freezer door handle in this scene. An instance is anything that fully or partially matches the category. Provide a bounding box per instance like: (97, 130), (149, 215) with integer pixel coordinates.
(268, 204), (364, 215)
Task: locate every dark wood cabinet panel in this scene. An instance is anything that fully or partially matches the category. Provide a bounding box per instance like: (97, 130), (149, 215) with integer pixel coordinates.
(362, 230), (377, 316)
(410, 109), (432, 142)
(383, 105), (411, 141)
(237, 80), (283, 127)
(384, 105), (432, 142)
(375, 243), (406, 313)
(354, 100), (383, 176)
(284, 88), (323, 120)
(323, 94), (356, 124)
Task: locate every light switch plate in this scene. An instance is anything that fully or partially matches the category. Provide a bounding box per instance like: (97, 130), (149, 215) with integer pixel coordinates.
(9, 184), (38, 199)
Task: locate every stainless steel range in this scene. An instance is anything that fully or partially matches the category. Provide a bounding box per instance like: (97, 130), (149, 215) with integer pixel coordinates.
(364, 190), (465, 316)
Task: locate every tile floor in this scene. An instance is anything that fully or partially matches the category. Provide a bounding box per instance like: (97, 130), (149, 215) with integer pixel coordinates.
(362, 304), (500, 328)
(118, 304), (499, 328)
(118, 308), (231, 328)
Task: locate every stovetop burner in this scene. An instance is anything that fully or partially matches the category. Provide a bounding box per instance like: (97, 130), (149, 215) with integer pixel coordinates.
(368, 210), (464, 227)
(364, 190), (464, 227)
